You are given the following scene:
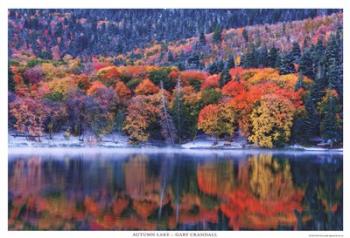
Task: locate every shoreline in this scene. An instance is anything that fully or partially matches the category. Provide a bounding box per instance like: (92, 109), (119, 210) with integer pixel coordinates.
(8, 145), (343, 155)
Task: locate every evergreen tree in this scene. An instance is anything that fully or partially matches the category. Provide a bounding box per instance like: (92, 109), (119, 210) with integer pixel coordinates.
(220, 67), (231, 87)
(291, 42), (301, 63)
(171, 80), (185, 143)
(279, 52), (295, 75)
(171, 79), (197, 142)
(242, 28), (249, 42)
(257, 46), (268, 68)
(303, 93), (320, 141)
(208, 60), (224, 74)
(295, 71), (304, 91)
(311, 38), (325, 78)
(8, 65), (15, 92)
(320, 96), (339, 144)
(241, 44), (258, 68)
(199, 32), (206, 45)
(114, 110), (125, 133)
(324, 34), (342, 97)
(226, 55), (235, 69)
(267, 45), (279, 68)
(326, 57), (341, 90)
(213, 25), (223, 44)
(310, 64), (327, 103)
(299, 48), (314, 79)
(167, 51), (174, 62)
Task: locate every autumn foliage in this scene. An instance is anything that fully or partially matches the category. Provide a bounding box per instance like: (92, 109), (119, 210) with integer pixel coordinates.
(134, 79), (160, 95)
(249, 94), (296, 148)
(198, 104), (237, 139)
(9, 57), (309, 147)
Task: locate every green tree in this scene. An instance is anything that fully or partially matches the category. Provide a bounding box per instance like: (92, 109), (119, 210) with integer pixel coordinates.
(149, 68), (174, 90)
(299, 48), (314, 79)
(291, 42), (301, 64)
(267, 46), (280, 68)
(279, 52), (295, 75)
(213, 26), (223, 44)
(199, 32), (206, 45)
(171, 80), (197, 142)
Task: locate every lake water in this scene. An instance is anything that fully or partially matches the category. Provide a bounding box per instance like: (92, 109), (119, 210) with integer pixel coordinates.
(8, 149), (343, 230)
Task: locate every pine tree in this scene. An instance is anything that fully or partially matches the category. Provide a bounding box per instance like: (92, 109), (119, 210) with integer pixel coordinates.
(326, 57), (340, 90)
(267, 45), (279, 68)
(310, 64), (327, 103)
(279, 52), (295, 75)
(8, 65), (15, 92)
(257, 46), (268, 67)
(213, 25), (223, 44)
(168, 51), (174, 62)
(242, 44), (258, 68)
(320, 96), (339, 144)
(199, 32), (206, 45)
(295, 71), (304, 91)
(114, 110), (125, 133)
(291, 42), (301, 64)
(303, 93), (320, 142)
(226, 55), (235, 69)
(171, 79), (197, 142)
(242, 28), (249, 42)
(299, 48), (314, 79)
(324, 34), (342, 97)
(220, 67), (231, 87)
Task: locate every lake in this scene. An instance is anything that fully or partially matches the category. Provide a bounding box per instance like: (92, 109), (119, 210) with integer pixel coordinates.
(8, 149), (343, 230)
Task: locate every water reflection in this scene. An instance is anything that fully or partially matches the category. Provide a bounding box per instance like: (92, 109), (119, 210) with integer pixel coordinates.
(8, 151), (342, 230)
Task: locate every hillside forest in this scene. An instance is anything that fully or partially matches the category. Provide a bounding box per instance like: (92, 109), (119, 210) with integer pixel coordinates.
(8, 10), (343, 148)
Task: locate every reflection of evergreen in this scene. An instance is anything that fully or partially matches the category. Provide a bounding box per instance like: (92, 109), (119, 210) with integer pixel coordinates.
(290, 156), (343, 230)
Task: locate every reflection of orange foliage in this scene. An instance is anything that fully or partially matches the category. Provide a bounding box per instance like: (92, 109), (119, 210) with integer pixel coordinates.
(84, 197), (100, 216)
(321, 199), (338, 213)
(176, 209), (218, 225)
(112, 198), (129, 216)
(221, 188), (304, 230)
(133, 200), (158, 218)
(180, 194), (201, 210)
(114, 217), (157, 230)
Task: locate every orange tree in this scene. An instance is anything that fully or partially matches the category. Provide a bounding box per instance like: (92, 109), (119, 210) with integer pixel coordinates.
(123, 95), (160, 143)
(134, 79), (159, 95)
(10, 97), (48, 138)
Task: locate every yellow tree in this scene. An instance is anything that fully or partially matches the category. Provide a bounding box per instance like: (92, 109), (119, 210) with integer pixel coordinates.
(249, 94), (296, 148)
(197, 103), (237, 140)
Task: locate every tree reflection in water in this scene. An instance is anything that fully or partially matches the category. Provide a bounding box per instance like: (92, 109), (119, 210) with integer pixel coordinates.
(8, 152), (342, 230)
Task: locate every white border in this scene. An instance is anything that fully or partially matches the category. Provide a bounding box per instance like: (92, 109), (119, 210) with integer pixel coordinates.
(1, 1), (348, 238)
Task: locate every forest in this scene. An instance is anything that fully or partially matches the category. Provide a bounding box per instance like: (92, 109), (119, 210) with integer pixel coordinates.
(8, 10), (343, 148)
